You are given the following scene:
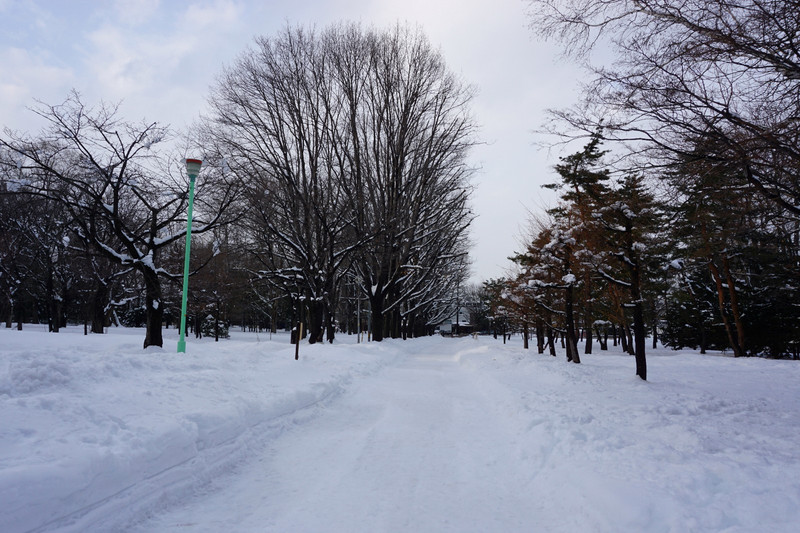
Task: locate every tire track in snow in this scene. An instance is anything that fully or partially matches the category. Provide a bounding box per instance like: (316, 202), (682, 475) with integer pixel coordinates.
(132, 340), (539, 532)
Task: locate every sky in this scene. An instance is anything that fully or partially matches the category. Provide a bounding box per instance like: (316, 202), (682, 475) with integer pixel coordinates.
(0, 0), (583, 283)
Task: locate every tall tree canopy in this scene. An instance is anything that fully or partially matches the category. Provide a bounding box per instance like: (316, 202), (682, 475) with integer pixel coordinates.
(202, 23), (476, 342)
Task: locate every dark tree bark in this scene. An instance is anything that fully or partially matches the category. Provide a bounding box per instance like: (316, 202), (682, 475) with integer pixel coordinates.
(584, 309), (593, 354)
(142, 267), (163, 349)
(629, 256), (647, 380)
(564, 282), (581, 363)
(523, 321), (530, 350)
(619, 324), (628, 353)
(536, 317), (545, 354)
(370, 292), (386, 342)
(91, 283), (108, 334)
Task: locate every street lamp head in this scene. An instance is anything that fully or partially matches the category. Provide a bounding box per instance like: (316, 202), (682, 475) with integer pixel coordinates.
(185, 158), (203, 180)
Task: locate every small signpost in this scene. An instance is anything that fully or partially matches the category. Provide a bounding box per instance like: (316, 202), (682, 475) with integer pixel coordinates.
(295, 322), (303, 360)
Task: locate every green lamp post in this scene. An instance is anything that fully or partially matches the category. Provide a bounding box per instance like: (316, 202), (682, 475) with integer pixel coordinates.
(177, 158), (202, 353)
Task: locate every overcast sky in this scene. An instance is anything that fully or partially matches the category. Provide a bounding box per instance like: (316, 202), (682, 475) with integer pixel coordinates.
(0, 0), (582, 283)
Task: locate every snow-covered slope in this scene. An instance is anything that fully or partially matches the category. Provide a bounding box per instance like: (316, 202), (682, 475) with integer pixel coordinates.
(0, 326), (396, 532)
(1, 326), (799, 532)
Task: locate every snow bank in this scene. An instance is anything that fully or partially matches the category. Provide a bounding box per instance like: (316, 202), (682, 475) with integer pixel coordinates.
(455, 340), (800, 532)
(0, 326), (395, 533)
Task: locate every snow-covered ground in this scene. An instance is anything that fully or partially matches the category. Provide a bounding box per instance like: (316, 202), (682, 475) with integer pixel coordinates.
(1, 326), (799, 532)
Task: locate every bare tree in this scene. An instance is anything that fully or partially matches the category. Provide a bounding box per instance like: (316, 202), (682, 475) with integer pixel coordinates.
(203, 23), (476, 343)
(527, 0), (800, 217)
(0, 184), (43, 329)
(202, 26), (358, 343)
(334, 24), (476, 341)
(0, 92), (242, 348)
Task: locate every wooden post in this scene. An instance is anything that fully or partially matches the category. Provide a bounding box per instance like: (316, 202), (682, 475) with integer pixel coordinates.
(295, 322), (303, 360)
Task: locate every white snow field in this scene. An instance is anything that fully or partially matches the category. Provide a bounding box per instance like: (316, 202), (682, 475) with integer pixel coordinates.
(1, 326), (799, 533)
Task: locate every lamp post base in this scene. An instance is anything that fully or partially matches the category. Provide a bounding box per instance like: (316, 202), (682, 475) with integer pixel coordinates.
(177, 339), (186, 353)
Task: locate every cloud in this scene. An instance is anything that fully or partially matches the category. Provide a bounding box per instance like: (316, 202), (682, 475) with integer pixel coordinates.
(77, 0), (246, 124)
(113, 0), (161, 26)
(184, 0), (241, 28)
(0, 47), (75, 130)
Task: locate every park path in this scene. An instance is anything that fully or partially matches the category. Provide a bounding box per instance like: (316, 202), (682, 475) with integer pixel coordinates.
(132, 343), (537, 533)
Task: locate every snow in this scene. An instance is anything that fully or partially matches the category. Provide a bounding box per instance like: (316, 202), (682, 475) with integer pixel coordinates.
(2, 327), (800, 532)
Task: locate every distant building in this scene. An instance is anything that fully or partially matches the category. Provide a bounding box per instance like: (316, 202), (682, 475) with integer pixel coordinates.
(437, 307), (472, 336)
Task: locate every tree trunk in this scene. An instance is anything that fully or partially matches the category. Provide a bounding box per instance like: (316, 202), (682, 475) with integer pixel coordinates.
(307, 299), (324, 344)
(708, 259), (745, 357)
(594, 324), (608, 350)
(371, 294), (385, 342)
(142, 268), (164, 348)
(214, 301), (220, 342)
(91, 283), (108, 334)
(721, 252), (746, 356)
(390, 309), (402, 339)
(632, 301), (647, 379)
(523, 321), (529, 349)
(584, 313), (593, 354)
(564, 284), (581, 363)
(698, 309), (707, 354)
(629, 259), (647, 380)
(536, 317), (545, 354)
(618, 311), (634, 355)
(547, 326), (556, 356)
(50, 297), (61, 333)
(652, 321), (658, 349)
(47, 267), (59, 333)
(16, 299), (23, 330)
(625, 323), (634, 356)
(651, 299), (658, 349)
(326, 309), (336, 343)
(619, 324), (628, 353)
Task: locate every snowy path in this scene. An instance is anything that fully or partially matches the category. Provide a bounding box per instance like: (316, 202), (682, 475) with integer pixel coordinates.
(133, 345), (537, 532)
